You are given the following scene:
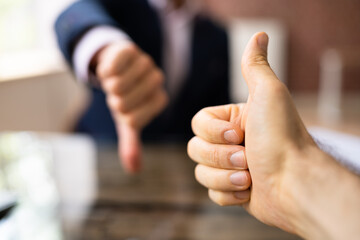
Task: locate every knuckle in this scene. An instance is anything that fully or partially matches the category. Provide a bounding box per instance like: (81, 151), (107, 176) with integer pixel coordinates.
(242, 54), (269, 68)
(122, 42), (139, 56)
(227, 104), (241, 117)
(113, 97), (127, 113)
(140, 54), (153, 70)
(244, 172), (252, 188)
(106, 77), (127, 95)
(159, 91), (169, 108)
(195, 165), (211, 188)
(216, 194), (228, 206)
(217, 200), (227, 207)
(187, 137), (196, 159)
(126, 42), (138, 50)
(96, 65), (105, 79)
(208, 147), (220, 167)
(202, 106), (216, 115)
(152, 96), (167, 116)
(115, 77), (127, 94)
(124, 115), (139, 129)
(209, 190), (227, 206)
(152, 69), (164, 85)
(191, 110), (203, 133)
(105, 79), (119, 93)
(97, 62), (112, 79)
(193, 108), (205, 121)
(95, 50), (112, 78)
(252, 54), (269, 65)
(194, 165), (202, 183)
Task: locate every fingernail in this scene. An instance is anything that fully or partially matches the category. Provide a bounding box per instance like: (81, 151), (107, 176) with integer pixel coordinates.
(230, 172), (248, 186)
(230, 151), (246, 168)
(257, 33), (269, 52)
(234, 191), (250, 200)
(224, 130), (240, 144)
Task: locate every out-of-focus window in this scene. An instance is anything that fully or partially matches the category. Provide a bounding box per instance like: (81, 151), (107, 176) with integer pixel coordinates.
(0, 0), (74, 81)
(0, 0), (36, 53)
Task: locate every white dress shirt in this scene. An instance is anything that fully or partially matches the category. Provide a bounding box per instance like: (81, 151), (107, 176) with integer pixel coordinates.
(73, 0), (196, 98)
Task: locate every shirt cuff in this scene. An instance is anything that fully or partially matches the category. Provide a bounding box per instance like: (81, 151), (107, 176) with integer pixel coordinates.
(72, 25), (131, 84)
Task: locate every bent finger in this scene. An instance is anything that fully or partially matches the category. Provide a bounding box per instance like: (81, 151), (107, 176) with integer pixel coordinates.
(118, 53), (156, 95)
(208, 189), (251, 206)
(188, 136), (247, 169)
(119, 69), (164, 113)
(191, 104), (245, 144)
(195, 164), (251, 192)
(121, 88), (168, 129)
(97, 42), (139, 79)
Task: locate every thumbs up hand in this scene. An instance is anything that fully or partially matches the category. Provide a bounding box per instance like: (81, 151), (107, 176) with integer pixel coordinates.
(95, 41), (168, 173)
(188, 32), (315, 234)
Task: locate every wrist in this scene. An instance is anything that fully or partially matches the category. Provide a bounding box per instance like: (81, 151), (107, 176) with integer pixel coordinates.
(282, 145), (329, 238)
(282, 143), (360, 239)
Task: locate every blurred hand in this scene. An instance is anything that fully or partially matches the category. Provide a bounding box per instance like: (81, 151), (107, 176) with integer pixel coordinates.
(95, 41), (168, 173)
(188, 32), (316, 233)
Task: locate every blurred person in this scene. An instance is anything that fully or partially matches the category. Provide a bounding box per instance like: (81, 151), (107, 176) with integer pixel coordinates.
(188, 32), (360, 239)
(55, 0), (230, 173)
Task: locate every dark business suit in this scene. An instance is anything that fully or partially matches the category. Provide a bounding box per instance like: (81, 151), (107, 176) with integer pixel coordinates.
(55, 0), (230, 142)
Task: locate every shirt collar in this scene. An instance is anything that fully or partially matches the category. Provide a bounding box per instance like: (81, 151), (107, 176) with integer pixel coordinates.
(147, 0), (198, 16)
(148, 0), (168, 11)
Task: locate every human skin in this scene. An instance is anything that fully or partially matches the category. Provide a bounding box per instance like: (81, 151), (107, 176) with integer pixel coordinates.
(95, 41), (168, 173)
(187, 32), (360, 239)
(91, 0), (193, 173)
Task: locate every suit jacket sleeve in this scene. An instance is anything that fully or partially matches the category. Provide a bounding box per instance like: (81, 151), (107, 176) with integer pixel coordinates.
(54, 0), (120, 64)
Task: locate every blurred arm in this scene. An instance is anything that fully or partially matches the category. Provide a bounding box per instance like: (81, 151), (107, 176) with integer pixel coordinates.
(54, 0), (120, 64)
(286, 146), (360, 240)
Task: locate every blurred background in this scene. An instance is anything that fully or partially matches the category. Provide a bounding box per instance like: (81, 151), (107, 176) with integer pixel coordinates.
(0, 0), (359, 134)
(1, 0), (360, 136)
(0, 0), (359, 239)
(0, 0), (88, 133)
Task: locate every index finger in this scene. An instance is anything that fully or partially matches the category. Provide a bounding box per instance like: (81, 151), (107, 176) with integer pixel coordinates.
(191, 104), (245, 144)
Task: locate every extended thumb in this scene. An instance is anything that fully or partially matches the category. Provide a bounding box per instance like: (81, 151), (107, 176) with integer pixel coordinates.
(118, 124), (142, 173)
(241, 32), (278, 95)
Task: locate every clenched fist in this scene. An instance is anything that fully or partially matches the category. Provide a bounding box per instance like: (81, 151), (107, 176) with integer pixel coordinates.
(94, 41), (168, 173)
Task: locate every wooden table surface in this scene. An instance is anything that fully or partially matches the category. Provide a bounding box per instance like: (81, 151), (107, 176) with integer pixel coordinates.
(1, 93), (359, 239)
(0, 134), (304, 240)
(72, 144), (300, 240)
(4, 92), (360, 239)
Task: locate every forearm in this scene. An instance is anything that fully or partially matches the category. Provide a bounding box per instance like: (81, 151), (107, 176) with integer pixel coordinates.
(309, 128), (360, 176)
(54, 0), (119, 64)
(286, 146), (360, 239)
